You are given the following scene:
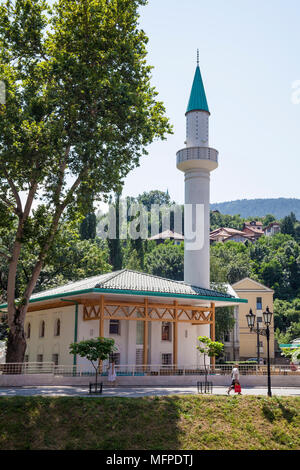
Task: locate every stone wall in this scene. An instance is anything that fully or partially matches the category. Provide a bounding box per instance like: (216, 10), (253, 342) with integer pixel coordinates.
(0, 373), (300, 387)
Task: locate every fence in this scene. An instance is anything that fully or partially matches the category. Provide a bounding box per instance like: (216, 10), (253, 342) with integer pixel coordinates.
(0, 362), (299, 376)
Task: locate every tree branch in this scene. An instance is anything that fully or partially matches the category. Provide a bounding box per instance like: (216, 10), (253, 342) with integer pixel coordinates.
(13, 165), (87, 323)
(0, 167), (22, 214)
(0, 194), (20, 216)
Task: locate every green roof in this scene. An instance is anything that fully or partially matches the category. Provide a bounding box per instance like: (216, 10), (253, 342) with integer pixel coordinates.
(186, 65), (209, 114)
(0, 270), (247, 308)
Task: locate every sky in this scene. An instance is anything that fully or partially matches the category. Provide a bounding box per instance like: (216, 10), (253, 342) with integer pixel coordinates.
(120, 0), (300, 205)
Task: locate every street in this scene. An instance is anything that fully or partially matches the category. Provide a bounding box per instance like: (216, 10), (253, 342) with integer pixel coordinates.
(0, 385), (299, 397)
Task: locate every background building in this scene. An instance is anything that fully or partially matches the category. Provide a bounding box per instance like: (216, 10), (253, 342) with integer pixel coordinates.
(232, 278), (274, 363)
(263, 222), (281, 237)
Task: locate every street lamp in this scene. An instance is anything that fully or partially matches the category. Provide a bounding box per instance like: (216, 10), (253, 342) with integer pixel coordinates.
(246, 306), (273, 397)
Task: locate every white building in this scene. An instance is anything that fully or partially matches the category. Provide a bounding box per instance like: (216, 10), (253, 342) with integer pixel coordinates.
(0, 57), (247, 371)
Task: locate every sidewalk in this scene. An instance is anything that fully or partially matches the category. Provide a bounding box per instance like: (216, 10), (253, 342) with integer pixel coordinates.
(0, 385), (299, 397)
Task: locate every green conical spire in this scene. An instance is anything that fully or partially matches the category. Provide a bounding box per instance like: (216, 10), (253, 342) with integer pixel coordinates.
(186, 64), (210, 114)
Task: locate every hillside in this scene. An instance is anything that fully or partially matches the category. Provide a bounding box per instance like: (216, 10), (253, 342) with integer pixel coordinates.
(0, 395), (299, 450)
(210, 198), (300, 220)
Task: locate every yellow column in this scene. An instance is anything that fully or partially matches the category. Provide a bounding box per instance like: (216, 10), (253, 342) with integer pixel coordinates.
(99, 295), (104, 337)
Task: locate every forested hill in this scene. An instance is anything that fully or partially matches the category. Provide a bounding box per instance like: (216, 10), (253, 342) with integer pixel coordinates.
(210, 198), (300, 220)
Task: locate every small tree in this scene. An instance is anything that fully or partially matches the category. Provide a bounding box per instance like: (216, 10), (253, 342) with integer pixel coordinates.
(69, 337), (117, 386)
(197, 336), (224, 384)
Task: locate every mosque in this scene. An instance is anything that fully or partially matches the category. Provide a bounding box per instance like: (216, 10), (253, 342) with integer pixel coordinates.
(0, 58), (247, 371)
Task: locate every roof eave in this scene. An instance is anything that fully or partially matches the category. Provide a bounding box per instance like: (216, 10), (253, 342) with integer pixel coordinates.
(0, 287), (248, 310)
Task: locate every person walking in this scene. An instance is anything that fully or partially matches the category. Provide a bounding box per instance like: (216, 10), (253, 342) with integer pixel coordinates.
(107, 359), (117, 387)
(227, 363), (242, 395)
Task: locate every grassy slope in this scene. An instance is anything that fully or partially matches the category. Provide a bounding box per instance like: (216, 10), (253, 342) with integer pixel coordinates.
(0, 395), (299, 450)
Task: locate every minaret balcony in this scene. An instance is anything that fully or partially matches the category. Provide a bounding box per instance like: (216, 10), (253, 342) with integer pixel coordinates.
(176, 146), (218, 172)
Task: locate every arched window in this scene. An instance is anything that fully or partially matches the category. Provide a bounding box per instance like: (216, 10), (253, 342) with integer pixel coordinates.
(26, 323), (31, 339)
(39, 320), (45, 338)
(55, 318), (60, 337)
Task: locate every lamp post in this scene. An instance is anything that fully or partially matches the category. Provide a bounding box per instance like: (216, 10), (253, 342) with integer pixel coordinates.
(246, 306), (273, 397)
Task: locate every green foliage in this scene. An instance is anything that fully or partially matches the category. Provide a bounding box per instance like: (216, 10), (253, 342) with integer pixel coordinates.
(281, 213), (297, 237)
(0, 221), (111, 300)
(107, 194), (123, 271)
(80, 213), (97, 240)
(145, 240), (184, 280)
(124, 247), (142, 271)
(137, 190), (174, 212)
(197, 336), (224, 358)
(215, 306), (235, 342)
(251, 234), (300, 300)
(280, 347), (300, 363)
(197, 336), (224, 381)
(210, 211), (245, 231)
(69, 337), (116, 364)
(210, 241), (253, 284)
(0, 317), (8, 341)
(69, 337), (117, 385)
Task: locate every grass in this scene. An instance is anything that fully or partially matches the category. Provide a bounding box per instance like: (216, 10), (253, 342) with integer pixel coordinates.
(0, 395), (299, 450)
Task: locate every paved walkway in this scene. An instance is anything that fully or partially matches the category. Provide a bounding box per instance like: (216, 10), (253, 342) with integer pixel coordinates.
(0, 385), (299, 397)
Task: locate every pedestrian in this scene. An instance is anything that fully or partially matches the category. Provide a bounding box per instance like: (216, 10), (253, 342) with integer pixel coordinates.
(227, 363), (242, 395)
(107, 359), (117, 387)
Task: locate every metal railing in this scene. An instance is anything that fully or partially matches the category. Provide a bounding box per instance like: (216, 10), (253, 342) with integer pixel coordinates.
(176, 146), (218, 165)
(0, 362), (299, 376)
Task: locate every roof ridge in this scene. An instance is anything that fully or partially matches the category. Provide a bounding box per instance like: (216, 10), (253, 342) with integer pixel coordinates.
(95, 269), (126, 287)
(118, 269), (215, 292)
(121, 268), (188, 285)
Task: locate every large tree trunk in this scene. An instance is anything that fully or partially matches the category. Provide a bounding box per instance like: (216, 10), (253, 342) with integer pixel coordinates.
(5, 308), (27, 370)
(4, 168), (80, 364)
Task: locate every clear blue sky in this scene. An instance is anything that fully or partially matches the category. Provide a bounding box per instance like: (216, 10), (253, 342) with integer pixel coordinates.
(121, 0), (300, 204)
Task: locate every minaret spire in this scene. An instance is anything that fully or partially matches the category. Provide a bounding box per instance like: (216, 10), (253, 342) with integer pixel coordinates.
(176, 57), (219, 289)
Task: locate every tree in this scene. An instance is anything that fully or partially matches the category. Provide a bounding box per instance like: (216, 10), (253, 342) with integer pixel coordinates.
(0, 0), (172, 362)
(124, 248), (142, 271)
(69, 337), (117, 387)
(145, 241), (184, 280)
(215, 306), (235, 342)
(262, 214), (276, 228)
(80, 213), (97, 240)
(0, 220), (112, 300)
(137, 190), (173, 212)
(281, 212), (296, 237)
(107, 193), (123, 271)
(210, 242), (252, 284)
(196, 336), (224, 384)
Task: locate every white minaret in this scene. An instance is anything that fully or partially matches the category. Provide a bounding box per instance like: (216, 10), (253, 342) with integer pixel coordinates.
(177, 53), (218, 289)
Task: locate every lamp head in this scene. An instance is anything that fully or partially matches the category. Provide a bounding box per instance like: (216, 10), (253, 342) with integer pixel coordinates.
(246, 308), (256, 330)
(263, 306), (273, 326)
